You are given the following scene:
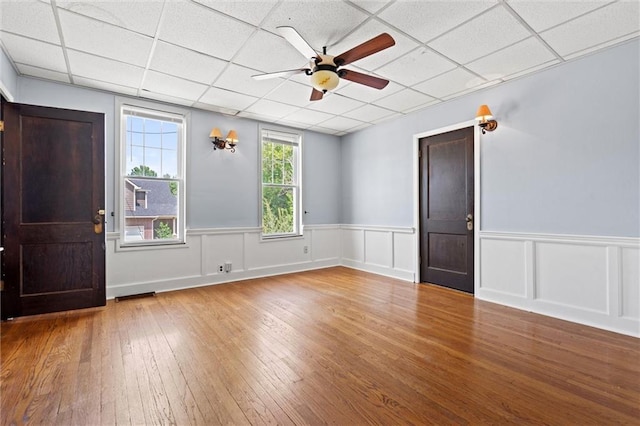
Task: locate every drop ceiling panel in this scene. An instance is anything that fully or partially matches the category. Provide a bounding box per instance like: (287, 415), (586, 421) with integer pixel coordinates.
(429, 6), (532, 64)
(143, 70), (209, 101)
(67, 50), (144, 88)
(0, 0), (60, 43)
(349, 0), (390, 14)
(264, 80), (314, 108)
(328, 20), (420, 71)
(192, 0), (278, 27)
(159, 1), (255, 60)
(1, 33), (67, 73)
(307, 93), (365, 115)
(280, 107), (335, 126)
(150, 41), (227, 85)
(17, 64), (70, 84)
(374, 88), (435, 113)
(199, 86), (259, 112)
(245, 99), (300, 119)
(335, 80), (403, 103)
(59, 9), (153, 67)
(343, 103), (396, 122)
(506, 0), (610, 32)
(213, 64), (282, 98)
(540, 1), (640, 57)
(378, 0), (497, 43)
(376, 47), (457, 86)
(413, 67), (486, 99)
(74, 76), (138, 96)
(466, 37), (558, 80)
(262, 1), (368, 50)
(56, 0), (165, 36)
(233, 30), (310, 74)
(317, 115), (366, 132)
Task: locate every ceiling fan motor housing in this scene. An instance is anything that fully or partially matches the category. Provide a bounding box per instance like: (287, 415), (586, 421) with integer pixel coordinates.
(311, 55), (340, 92)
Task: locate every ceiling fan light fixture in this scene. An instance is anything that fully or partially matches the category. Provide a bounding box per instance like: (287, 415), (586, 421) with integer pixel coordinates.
(310, 69), (340, 92)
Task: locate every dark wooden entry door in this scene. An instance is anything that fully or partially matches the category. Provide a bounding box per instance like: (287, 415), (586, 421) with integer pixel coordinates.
(419, 127), (474, 293)
(1, 101), (106, 319)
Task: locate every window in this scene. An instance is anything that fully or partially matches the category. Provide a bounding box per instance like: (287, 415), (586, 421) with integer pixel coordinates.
(119, 103), (186, 245)
(260, 127), (302, 238)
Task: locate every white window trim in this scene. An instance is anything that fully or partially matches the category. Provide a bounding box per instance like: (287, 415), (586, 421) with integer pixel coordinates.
(259, 124), (303, 240)
(115, 97), (189, 249)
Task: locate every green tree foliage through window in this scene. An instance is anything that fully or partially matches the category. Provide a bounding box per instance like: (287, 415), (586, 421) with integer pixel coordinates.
(130, 165), (157, 177)
(261, 130), (300, 236)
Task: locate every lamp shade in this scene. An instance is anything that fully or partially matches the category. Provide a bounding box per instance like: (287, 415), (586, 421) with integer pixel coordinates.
(475, 104), (493, 121)
(310, 70), (340, 92)
(209, 127), (222, 139)
(226, 130), (238, 143)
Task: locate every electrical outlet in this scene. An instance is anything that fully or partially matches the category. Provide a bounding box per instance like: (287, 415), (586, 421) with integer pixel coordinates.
(218, 264), (223, 273)
(224, 261), (232, 273)
(303, 246), (308, 254)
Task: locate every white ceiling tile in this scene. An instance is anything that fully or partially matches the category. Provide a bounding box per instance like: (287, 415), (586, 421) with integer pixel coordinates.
(307, 125), (340, 135)
(192, 0), (278, 26)
(74, 76), (138, 96)
(262, 1), (368, 50)
(273, 118), (310, 131)
(159, 1), (255, 60)
(67, 49), (143, 88)
(143, 70), (209, 101)
(16, 64), (69, 84)
(233, 30), (310, 73)
(343, 103), (396, 122)
(316, 115), (366, 132)
(245, 99), (300, 119)
(371, 111), (401, 124)
(429, 5), (531, 64)
(563, 32), (639, 60)
(373, 88), (435, 112)
(56, 0), (164, 36)
(307, 93), (365, 115)
(413, 67), (485, 98)
(502, 60), (560, 81)
(336, 80), (403, 103)
(150, 41), (227, 85)
(440, 80), (501, 100)
(328, 20), (420, 70)
(0, 0), (59, 43)
(192, 101), (240, 116)
(466, 37), (557, 80)
(540, 1), (640, 57)
(349, 0), (392, 14)
(0, 33), (67, 73)
(403, 99), (440, 114)
(237, 110), (277, 123)
(214, 63), (282, 97)
(280, 108), (335, 126)
(140, 91), (194, 108)
(59, 9), (153, 67)
(376, 47), (457, 86)
(199, 86), (258, 111)
(378, 1), (497, 43)
(507, 0), (610, 32)
(264, 80), (314, 107)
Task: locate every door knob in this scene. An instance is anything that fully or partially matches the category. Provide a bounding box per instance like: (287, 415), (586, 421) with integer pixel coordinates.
(466, 214), (473, 231)
(93, 209), (105, 234)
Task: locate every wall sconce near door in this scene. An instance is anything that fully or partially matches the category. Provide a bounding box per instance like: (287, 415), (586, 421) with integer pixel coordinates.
(210, 128), (238, 152)
(475, 104), (498, 134)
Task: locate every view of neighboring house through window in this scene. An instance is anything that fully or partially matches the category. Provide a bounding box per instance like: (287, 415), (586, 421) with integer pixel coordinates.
(121, 105), (185, 244)
(260, 127), (302, 238)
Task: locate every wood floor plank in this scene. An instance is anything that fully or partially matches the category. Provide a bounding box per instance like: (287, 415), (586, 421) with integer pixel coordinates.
(2, 267), (639, 425)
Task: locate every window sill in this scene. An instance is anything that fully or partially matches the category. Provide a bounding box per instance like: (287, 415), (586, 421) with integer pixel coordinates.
(115, 241), (189, 252)
(260, 234), (304, 243)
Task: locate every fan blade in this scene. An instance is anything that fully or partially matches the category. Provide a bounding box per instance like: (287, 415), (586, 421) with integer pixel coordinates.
(334, 33), (395, 66)
(339, 69), (389, 90)
(277, 26), (318, 59)
(310, 88), (324, 101)
(252, 69), (308, 80)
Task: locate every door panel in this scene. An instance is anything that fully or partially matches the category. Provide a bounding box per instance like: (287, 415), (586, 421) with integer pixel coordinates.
(1, 102), (106, 318)
(420, 127), (474, 293)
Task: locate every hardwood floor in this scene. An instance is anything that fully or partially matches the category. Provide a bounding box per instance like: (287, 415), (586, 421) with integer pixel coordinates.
(1, 266), (638, 425)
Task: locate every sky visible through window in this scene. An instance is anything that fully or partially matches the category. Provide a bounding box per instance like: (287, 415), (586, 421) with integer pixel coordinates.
(126, 116), (178, 178)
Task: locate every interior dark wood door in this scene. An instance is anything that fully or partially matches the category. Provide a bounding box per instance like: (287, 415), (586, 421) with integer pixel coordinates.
(1, 102), (106, 319)
(419, 127), (474, 293)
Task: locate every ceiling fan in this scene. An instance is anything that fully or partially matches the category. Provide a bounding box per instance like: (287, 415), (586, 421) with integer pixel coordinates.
(252, 26), (395, 101)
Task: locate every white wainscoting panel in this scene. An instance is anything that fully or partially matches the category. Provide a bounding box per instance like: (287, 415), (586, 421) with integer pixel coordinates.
(340, 225), (415, 281)
(478, 232), (640, 337)
(106, 225), (341, 299)
(621, 247), (640, 320)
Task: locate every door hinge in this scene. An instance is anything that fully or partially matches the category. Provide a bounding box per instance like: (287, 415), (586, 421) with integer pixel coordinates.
(0, 120), (4, 132)
(0, 280), (4, 291)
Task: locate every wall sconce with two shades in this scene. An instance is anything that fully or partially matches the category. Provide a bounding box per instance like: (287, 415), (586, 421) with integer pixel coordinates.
(210, 128), (239, 153)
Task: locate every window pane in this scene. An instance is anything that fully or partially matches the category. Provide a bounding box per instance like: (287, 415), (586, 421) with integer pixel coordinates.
(124, 178), (179, 242)
(283, 145), (294, 184)
(262, 186), (294, 235)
